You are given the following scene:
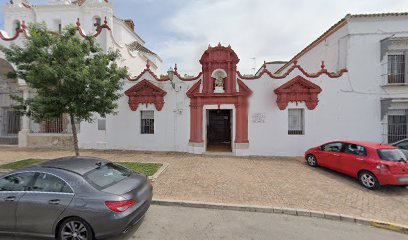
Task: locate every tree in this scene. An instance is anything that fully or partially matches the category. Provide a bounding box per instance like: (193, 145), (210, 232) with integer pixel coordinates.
(1, 24), (128, 156)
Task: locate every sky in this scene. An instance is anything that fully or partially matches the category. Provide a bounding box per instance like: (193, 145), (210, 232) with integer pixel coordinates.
(1, 0), (408, 74)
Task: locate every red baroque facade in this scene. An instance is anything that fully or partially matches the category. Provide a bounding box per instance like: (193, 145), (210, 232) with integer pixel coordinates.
(187, 44), (252, 145)
(274, 75), (322, 110)
(125, 79), (167, 111)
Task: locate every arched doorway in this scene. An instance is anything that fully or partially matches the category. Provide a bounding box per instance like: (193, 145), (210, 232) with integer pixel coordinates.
(0, 58), (21, 145)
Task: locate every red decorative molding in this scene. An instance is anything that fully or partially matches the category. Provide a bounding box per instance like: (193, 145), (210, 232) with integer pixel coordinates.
(274, 75), (322, 110)
(174, 64), (203, 81)
(127, 61), (170, 82)
(76, 17), (111, 38)
(0, 21), (27, 42)
(237, 60), (348, 80)
(187, 77), (252, 145)
(125, 79), (167, 111)
(0, 18), (112, 42)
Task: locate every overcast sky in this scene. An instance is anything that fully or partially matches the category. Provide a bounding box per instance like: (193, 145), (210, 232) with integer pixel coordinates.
(1, 0), (408, 74)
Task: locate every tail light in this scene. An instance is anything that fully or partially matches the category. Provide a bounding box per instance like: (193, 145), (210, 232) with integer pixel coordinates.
(105, 200), (136, 213)
(376, 164), (390, 171)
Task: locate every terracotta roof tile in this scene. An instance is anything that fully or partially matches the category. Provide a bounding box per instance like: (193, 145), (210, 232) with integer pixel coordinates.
(347, 12), (408, 18)
(72, 0), (86, 5)
(127, 41), (158, 57)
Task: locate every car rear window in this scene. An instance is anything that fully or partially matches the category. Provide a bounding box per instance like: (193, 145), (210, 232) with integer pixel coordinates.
(83, 163), (132, 190)
(377, 149), (408, 162)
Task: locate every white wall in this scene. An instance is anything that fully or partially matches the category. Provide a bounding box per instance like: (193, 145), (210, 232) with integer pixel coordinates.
(79, 16), (408, 156)
(78, 72), (196, 152)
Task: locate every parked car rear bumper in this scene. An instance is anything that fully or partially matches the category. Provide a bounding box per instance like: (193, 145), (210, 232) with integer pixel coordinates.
(376, 172), (408, 186)
(94, 187), (153, 239)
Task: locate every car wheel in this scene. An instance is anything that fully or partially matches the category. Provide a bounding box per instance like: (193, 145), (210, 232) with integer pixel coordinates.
(306, 154), (318, 167)
(57, 217), (94, 240)
(358, 171), (380, 190)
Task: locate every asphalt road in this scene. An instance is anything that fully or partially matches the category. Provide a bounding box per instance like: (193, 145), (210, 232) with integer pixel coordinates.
(1, 205), (406, 240)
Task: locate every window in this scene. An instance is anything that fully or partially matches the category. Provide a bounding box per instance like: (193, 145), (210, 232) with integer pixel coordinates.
(388, 110), (407, 143)
(321, 143), (343, 152)
(288, 109), (304, 135)
(98, 119), (106, 131)
(342, 144), (367, 156)
(32, 173), (73, 193)
(388, 55), (405, 84)
(0, 172), (36, 192)
(141, 111), (154, 134)
(84, 163), (132, 190)
(42, 116), (64, 133)
(54, 19), (62, 34)
(377, 149), (407, 162)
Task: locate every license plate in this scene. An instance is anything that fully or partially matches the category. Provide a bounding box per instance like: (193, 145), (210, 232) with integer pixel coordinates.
(399, 177), (408, 183)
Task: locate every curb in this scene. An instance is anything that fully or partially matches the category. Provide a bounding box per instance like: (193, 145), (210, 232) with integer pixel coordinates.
(148, 163), (169, 182)
(151, 199), (408, 235)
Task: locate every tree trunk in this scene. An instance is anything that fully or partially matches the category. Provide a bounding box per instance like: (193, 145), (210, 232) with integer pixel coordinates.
(70, 114), (80, 156)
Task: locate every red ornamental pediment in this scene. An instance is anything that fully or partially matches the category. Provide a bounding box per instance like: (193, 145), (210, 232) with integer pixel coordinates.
(125, 80), (167, 111)
(274, 76), (322, 110)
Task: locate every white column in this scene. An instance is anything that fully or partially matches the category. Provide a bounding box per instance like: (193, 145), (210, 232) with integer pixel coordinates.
(18, 88), (30, 147)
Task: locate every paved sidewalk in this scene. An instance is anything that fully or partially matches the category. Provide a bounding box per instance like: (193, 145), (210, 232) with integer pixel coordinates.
(0, 147), (407, 225)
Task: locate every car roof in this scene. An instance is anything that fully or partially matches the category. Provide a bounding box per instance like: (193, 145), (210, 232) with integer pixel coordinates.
(37, 156), (110, 175)
(331, 140), (397, 149)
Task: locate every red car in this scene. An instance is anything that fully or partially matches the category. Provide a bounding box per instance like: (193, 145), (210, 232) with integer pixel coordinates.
(305, 141), (408, 190)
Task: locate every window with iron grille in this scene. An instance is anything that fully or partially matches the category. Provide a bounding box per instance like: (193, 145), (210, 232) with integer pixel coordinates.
(141, 111), (154, 134)
(288, 109), (304, 135)
(388, 55), (405, 84)
(387, 109), (408, 143)
(43, 116), (64, 134)
(98, 119), (106, 131)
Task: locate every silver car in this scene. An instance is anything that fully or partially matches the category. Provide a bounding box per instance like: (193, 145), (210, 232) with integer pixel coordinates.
(0, 157), (153, 239)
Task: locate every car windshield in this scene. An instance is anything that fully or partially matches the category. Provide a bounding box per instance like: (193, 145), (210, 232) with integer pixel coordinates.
(377, 149), (408, 162)
(84, 163), (132, 190)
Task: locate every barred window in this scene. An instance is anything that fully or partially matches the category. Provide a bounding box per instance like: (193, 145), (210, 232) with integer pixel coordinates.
(387, 109), (407, 143)
(388, 55), (405, 84)
(288, 109), (304, 135)
(98, 119), (106, 131)
(141, 111), (154, 134)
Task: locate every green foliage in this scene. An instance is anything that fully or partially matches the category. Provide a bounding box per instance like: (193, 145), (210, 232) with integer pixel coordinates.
(116, 162), (163, 177)
(0, 23), (128, 123)
(0, 159), (163, 177)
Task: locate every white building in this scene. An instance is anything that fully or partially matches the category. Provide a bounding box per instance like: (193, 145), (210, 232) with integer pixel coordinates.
(0, 0), (161, 148)
(1, 2), (408, 156)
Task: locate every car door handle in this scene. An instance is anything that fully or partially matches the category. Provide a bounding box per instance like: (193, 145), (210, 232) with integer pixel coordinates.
(5, 196), (16, 202)
(48, 199), (61, 205)
(333, 154), (340, 157)
(356, 158), (364, 161)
